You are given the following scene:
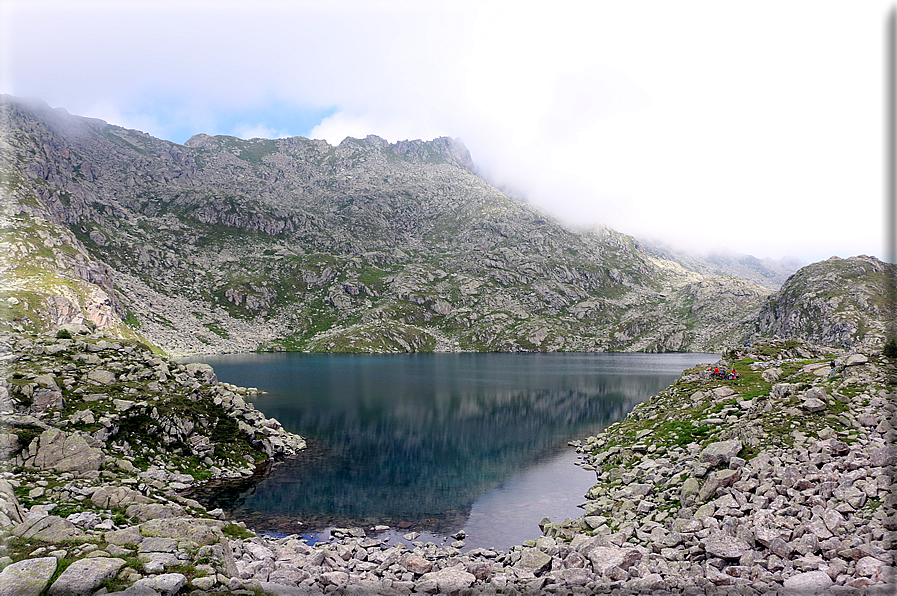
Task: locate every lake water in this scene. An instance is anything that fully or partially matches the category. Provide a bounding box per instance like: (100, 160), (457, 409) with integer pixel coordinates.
(192, 352), (716, 551)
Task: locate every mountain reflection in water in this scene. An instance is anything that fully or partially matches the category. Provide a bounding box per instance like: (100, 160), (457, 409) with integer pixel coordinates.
(191, 352), (716, 546)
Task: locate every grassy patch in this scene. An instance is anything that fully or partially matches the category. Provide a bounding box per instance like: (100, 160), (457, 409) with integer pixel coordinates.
(222, 523), (255, 540)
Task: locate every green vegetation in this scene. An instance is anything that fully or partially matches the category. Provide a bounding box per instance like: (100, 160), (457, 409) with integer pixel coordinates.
(222, 523), (256, 540)
(884, 338), (897, 358)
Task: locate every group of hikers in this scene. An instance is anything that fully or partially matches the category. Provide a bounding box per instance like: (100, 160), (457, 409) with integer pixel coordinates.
(709, 366), (740, 380)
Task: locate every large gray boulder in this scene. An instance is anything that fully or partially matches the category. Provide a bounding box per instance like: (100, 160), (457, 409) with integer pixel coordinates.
(418, 565), (476, 593)
(27, 428), (104, 473)
(13, 515), (83, 543)
(130, 573), (187, 596)
(91, 485), (154, 510)
(139, 517), (224, 545)
(0, 480), (24, 528)
(185, 362), (218, 385)
(586, 546), (642, 575)
(699, 439), (742, 467)
(781, 570), (834, 593)
(48, 557), (126, 596)
(0, 557), (57, 596)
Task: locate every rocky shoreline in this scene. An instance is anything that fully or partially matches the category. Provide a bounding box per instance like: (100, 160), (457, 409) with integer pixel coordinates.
(0, 332), (893, 595)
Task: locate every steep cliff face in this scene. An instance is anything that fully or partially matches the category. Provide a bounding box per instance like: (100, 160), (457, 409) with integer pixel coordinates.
(757, 256), (896, 349)
(0, 95), (801, 355)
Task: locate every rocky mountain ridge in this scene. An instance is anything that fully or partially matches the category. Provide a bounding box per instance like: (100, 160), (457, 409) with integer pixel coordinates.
(757, 255), (895, 351)
(2, 95), (780, 356)
(1, 95), (892, 357)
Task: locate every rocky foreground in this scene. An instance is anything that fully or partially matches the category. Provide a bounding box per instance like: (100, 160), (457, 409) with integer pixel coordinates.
(0, 332), (894, 595)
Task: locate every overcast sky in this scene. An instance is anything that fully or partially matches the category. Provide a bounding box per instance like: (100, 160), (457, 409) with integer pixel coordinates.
(2, 1), (893, 264)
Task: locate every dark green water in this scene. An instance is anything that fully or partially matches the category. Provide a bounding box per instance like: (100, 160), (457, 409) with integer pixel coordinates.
(194, 352), (716, 550)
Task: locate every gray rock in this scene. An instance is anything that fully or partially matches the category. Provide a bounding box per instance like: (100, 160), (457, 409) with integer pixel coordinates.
(0, 480), (25, 528)
(0, 557), (57, 596)
(698, 468), (739, 501)
(137, 537), (178, 553)
(400, 554), (432, 575)
(550, 567), (590, 586)
(801, 397), (827, 412)
(702, 535), (753, 559)
(256, 582), (307, 596)
(185, 362), (218, 385)
(28, 428), (104, 473)
(130, 573), (187, 596)
(587, 546), (642, 575)
(712, 386), (735, 399)
(517, 547), (552, 574)
(91, 485), (153, 510)
(86, 369), (116, 385)
(418, 565), (476, 593)
(845, 353), (868, 366)
(125, 503), (186, 522)
(138, 517), (223, 545)
(48, 557), (126, 596)
(13, 515), (83, 543)
(31, 389), (64, 413)
(104, 526), (144, 546)
(699, 439), (742, 467)
(782, 569), (833, 592)
(680, 476), (701, 507)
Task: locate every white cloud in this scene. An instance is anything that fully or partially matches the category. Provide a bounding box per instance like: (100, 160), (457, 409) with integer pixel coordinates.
(233, 123), (291, 141)
(1, 0), (891, 263)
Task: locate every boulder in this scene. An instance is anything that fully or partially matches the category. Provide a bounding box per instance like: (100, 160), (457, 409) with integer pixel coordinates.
(30, 389), (63, 413)
(679, 476), (701, 507)
(698, 468), (739, 501)
(48, 557), (126, 596)
(28, 429), (104, 473)
(551, 567), (590, 586)
(782, 570), (833, 593)
(185, 362), (218, 385)
(86, 369), (116, 385)
(91, 485), (154, 510)
(0, 480), (24, 528)
(125, 503), (187, 522)
(701, 535), (753, 559)
(801, 398), (827, 413)
(400, 554), (432, 575)
(139, 517), (224, 545)
(13, 515), (83, 543)
(711, 386), (735, 399)
(418, 565), (476, 593)
(0, 557), (57, 596)
(844, 353), (868, 366)
(130, 573), (187, 596)
(517, 547), (552, 574)
(587, 546), (642, 575)
(699, 439), (742, 467)
(104, 526), (144, 546)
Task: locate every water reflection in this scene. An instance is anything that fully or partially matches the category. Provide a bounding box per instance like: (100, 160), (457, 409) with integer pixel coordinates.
(192, 352), (715, 543)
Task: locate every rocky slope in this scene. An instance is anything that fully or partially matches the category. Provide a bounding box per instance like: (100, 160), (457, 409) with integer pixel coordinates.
(1, 95), (774, 356)
(757, 255), (896, 351)
(0, 332), (892, 595)
(642, 243), (803, 290)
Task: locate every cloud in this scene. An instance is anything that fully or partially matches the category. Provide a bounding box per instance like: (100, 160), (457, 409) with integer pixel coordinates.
(233, 123), (292, 141)
(1, 0), (890, 263)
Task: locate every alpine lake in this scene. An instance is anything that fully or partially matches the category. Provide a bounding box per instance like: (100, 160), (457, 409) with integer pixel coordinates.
(188, 352), (717, 552)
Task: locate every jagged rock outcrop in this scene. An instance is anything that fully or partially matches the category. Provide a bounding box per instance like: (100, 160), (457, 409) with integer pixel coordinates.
(757, 255), (896, 349)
